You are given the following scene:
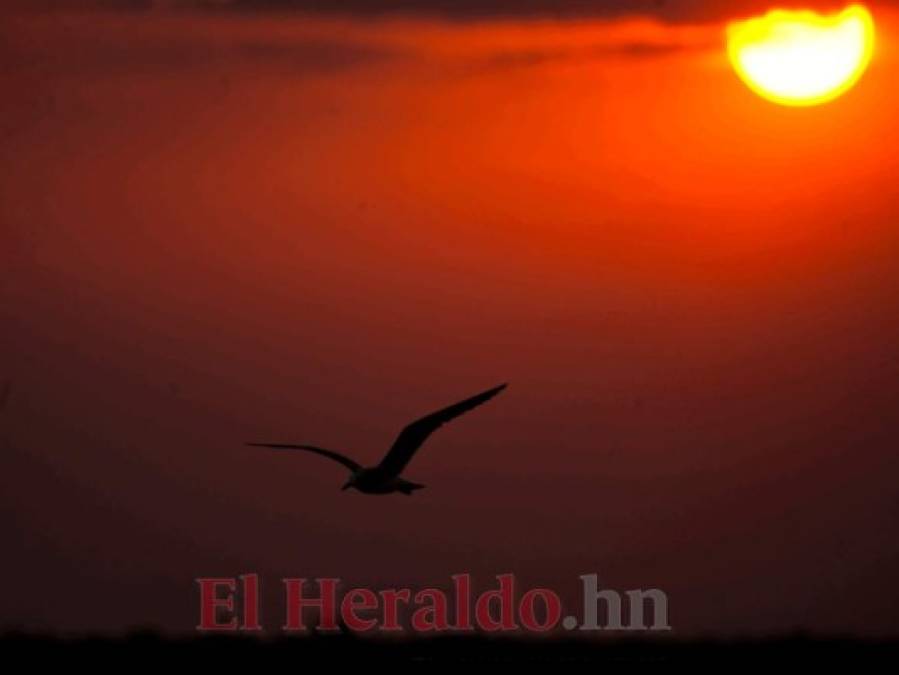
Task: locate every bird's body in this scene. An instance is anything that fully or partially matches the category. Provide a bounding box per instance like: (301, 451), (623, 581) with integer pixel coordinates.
(349, 469), (425, 495)
(248, 383), (506, 495)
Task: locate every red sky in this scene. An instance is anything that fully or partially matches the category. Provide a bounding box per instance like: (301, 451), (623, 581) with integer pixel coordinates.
(1, 4), (898, 636)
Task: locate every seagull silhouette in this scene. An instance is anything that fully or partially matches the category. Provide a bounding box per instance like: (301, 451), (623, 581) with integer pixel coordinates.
(248, 383), (507, 495)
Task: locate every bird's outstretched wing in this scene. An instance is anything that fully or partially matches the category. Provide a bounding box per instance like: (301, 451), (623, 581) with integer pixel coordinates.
(377, 383), (507, 477)
(246, 443), (360, 472)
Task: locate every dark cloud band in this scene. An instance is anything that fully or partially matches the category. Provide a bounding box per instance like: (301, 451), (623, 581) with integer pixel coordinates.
(13, 1), (862, 23)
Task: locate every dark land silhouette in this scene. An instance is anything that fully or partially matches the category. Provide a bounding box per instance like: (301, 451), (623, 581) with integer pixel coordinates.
(2, 631), (898, 664)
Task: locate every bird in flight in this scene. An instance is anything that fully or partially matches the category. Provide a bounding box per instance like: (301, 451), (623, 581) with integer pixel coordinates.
(248, 383), (507, 495)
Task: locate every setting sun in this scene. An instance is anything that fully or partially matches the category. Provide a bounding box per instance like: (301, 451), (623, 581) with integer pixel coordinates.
(727, 4), (875, 106)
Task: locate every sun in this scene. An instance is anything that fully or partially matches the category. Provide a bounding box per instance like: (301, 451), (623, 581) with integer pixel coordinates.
(727, 4), (875, 106)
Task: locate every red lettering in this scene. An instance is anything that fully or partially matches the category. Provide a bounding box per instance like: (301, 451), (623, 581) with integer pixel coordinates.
(283, 578), (339, 631)
(341, 588), (378, 631)
(379, 588), (411, 631)
(474, 574), (518, 631)
(411, 588), (450, 631)
(452, 573), (473, 630)
(518, 588), (562, 632)
(196, 578), (238, 631)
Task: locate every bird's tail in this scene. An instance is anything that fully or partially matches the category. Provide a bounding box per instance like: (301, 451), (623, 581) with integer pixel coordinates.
(399, 482), (426, 496)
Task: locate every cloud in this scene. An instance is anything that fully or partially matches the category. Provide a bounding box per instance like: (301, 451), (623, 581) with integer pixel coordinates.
(0, 13), (400, 77)
(0, 5), (724, 83)
(474, 38), (708, 71)
(6, 1), (869, 23)
(188, 0), (867, 23)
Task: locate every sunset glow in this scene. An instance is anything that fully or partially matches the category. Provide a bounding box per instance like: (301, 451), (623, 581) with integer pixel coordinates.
(3, 1), (899, 641)
(727, 4), (875, 106)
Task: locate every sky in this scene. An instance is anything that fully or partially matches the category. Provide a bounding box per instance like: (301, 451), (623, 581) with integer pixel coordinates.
(1, 2), (898, 636)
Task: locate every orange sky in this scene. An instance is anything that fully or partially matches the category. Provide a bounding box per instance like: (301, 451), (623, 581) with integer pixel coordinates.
(1, 6), (898, 635)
